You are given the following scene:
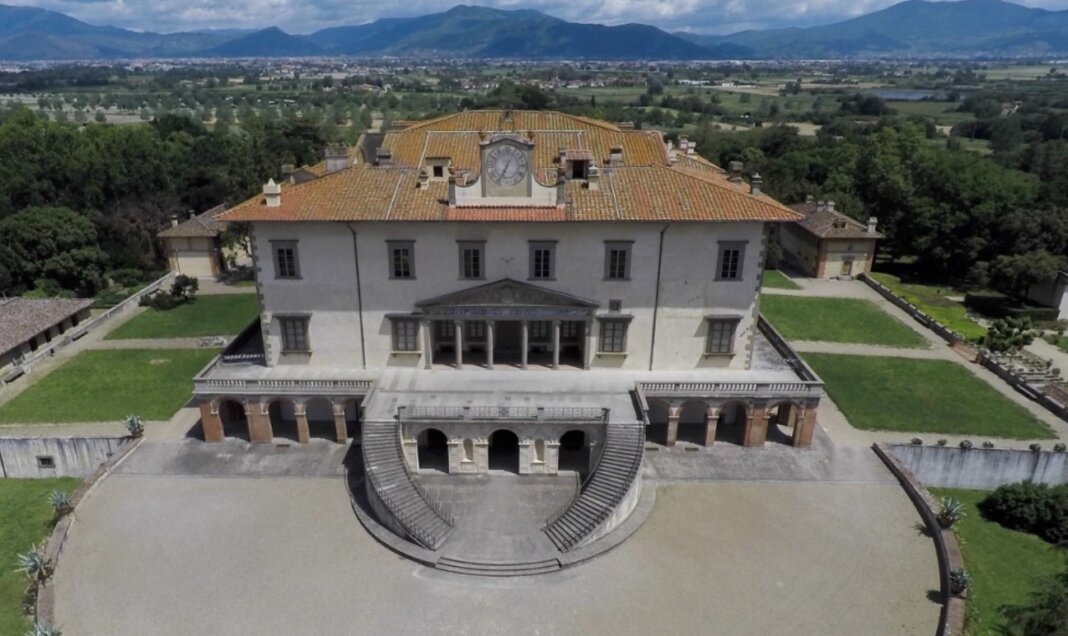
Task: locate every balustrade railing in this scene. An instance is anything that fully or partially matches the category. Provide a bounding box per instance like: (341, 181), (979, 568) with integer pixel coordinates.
(400, 405), (606, 421)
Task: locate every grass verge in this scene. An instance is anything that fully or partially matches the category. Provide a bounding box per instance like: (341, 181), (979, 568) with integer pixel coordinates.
(0, 349), (217, 423)
(106, 294), (258, 340)
(805, 353), (1052, 438)
(761, 295), (928, 347)
(0, 478), (80, 634)
(869, 272), (986, 340)
(929, 488), (1068, 636)
(761, 269), (800, 290)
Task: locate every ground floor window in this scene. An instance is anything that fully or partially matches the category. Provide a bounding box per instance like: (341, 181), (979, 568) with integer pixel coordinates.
(705, 317), (740, 355)
(278, 315), (310, 353)
(598, 318), (629, 353)
(391, 318), (420, 352)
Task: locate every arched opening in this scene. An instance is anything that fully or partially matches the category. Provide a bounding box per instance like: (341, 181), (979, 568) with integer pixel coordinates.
(416, 428), (449, 473)
(304, 397), (336, 441)
(217, 398), (249, 441)
(558, 430), (587, 473)
(267, 399), (298, 442)
(488, 429), (520, 473)
(677, 400), (709, 445)
(715, 401), (748, 446)
(766, 402), (800, 446)
(645, 399), (670, 445)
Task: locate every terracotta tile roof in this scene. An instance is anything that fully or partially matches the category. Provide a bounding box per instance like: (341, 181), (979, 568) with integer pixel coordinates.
(0, 297), (92, 355)
(789, 202), (884, 240)
(220, 110), (802, 225)
(157, 205), (226, 239)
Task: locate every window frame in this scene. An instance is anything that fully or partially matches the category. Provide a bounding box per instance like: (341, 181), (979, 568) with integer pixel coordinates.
(528, 240), (557, 281)
(277, 314), (311, 354)
(704, 316), (741, 356)
(457, 240), (485, 280)
(597, 316), (631, 354)
(387, 240), (416, 280)
(271, 240), (301, 280)
(603, 240), (633, 281)
(716, 241), (747, 281)
(390, 317), (421, 352)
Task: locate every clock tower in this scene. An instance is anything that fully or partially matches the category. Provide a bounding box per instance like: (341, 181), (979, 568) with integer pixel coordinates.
(480, 134), (535, 198)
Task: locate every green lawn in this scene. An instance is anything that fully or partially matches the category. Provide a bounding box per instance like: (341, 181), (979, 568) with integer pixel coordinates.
(869, 272), (987, 340)
(804, 353), (1053, 438)
(106, 294), (259, 340)
(0, 349), (217, 423)
(761, 295), (928, 347)
(761, 269), (800, 290)
(0, 478), (80, 634)
(929, 488), (1068, 636)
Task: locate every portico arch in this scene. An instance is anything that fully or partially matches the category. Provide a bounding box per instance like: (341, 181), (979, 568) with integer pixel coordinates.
(766, 401), (802, 446)
(217, 398), (249, 441)
(646, 399), (671, 445)
(416, 428), (449, 472)
(488, 429), (520, 473)
(266, 398), (299, 442)
(715, 400), (748, 446)
(677, 399), (709, 445)
(304, 397), (336, 441)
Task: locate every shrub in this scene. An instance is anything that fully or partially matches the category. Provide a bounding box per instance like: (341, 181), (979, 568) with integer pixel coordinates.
(983, 440), (995, 449)
(1001, 569), (1068, 636)
(1031, 443), (1043, 452)
(949, 568), (972, 596)
(937, 439), (948, 446)
(108, 268), (144, 287)
(48, 490), (73, 518)
(910, 437), (923, 445)
(148, 292), (179, 311)
(978, 481), (1068, 545)
(937, 497), (966, 528)
(960, 440), (973, 450)
(1055, 443), (1067, 453)
(170, 274), (199, 300)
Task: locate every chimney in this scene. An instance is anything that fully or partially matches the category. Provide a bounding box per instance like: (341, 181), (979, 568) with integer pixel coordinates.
(263, 178), (281, 208)
(447, 174), (457, 206)
(188, 210), (196, 220)
(728, 161), (743, 183)
(678, 137), (689, 154)
(826, 200), (836, 213)
(750, 173), (763, 196)
(555, 170), (567, 205)
(417, 168), (429, 190)
(867, 217), (878, 234)
(608, 144), (623, 167)
(170, 215), (179, 227)
(805, 194), (814, 203)
(375, 147), (392, 167)
(324, 144), (349, 174)
(558, 146), (567, 166)
(587, 164), (600, 191)
(281, 164), (295, 183)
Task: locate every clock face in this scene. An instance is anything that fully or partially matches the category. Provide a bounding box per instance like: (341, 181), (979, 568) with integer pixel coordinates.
(485, 144), (529, 187)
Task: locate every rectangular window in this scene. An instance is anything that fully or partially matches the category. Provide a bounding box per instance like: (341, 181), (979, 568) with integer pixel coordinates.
(272, 240), (300, 279)
(529, 241), (556, 280)
(433, 165), (444, 178)
(717, 241), (747, 280)
(278, 316), (310, 353)
(529, 321), (550, 340)
(598, 319), (629, 353)
(466, 321), (485, 340)
(391, 319), (420, 352)
(36, 455), (55, 469)
(437, 321), (455, 339)
(705, 318), (740, 355)
(458, 241), (484, 279)
(561, 321), (580, 339)
(604, 241), (632, 280)
(388, 241), (415, 279)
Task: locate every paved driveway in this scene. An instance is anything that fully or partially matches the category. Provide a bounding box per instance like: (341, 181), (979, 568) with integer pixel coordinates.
(55, 472), (939, 635)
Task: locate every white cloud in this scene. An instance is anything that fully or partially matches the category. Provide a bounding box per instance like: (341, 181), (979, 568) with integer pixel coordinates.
(7, 0), (1068, 34)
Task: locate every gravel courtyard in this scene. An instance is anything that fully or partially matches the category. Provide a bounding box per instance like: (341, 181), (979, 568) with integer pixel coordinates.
(54, 472), (939, 635)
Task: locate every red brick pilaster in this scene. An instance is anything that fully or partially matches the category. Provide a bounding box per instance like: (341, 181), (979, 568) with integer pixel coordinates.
(744, 405), (768, 447)
(665, 406), (681, 447)
(246, 402), (273, 443)
(795, 406), (818, 447)
(199, 401), (224, 443)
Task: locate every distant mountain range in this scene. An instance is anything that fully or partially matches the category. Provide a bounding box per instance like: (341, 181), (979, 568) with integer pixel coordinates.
(0, 0), (1066, 61)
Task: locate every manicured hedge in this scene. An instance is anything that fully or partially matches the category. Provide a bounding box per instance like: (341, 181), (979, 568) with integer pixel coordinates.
(978, 481), (1068, 545)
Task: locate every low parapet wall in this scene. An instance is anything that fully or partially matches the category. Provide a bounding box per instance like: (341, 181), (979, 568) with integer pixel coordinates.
(0, 436), (130, 478)
(888, 444), (1068, 490)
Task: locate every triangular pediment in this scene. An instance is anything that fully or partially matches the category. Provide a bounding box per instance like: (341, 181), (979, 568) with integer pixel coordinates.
(416, 278), (598, 310)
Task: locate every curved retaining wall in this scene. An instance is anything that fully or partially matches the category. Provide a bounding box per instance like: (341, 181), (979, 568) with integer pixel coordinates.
(889, 444), (1068, 490)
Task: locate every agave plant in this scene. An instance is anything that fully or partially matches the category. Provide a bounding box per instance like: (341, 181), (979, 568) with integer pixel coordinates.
(1030, 443), (1043, 452)
(48, 490), (73, 518)
(949, 567), (971, 596)
(26, 621), (62, 636)
(937, 497), (965, 529)
(1054, 443), (1067, 453)
(123, 414), (145, 438)
(982, 440), (995, 449)
(910, 438), (923, 446)
(15, 545), (54, 584)
(959, 440), (973, 450)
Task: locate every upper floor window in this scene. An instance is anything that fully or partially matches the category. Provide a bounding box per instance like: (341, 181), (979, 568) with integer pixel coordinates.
(717, 241), (747, 281)
(529, 241), (556, 280)
(278, 315), (310, 353)
(604, 241), (632, 281)
(272, 240), (300, 279)
(458, 241), (485, 280)
(705, 316), (740, 355)
(388, 240), (415, 279)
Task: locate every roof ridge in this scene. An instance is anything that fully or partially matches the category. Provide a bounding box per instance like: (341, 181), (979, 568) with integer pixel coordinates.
(664, 164), (801, 217)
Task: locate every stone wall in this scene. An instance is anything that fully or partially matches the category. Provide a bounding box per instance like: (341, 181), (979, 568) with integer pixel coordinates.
(888, 444), (1068, 490)
(859, 274), (975, 357)
(0, 437), (129, 478)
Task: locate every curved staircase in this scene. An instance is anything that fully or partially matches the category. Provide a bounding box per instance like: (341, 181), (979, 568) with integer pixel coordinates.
(362, 421), (454, 550)
(542, 423), (644, 552)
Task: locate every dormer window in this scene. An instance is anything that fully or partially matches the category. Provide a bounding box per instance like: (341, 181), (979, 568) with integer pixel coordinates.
(433, 165), (444, 179)
(426, 157), (451, 182)
(570, 160), (589, 180)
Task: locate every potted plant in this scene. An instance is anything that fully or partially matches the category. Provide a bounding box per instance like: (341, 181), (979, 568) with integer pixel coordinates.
(48, 490), (73, 519)
(123, 414), (145, 438)
(937, 497), (965, 529)
(949, 567), (971, 597)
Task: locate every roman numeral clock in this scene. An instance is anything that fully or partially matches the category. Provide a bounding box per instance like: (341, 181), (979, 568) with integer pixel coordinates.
(480, 135), (535, 198)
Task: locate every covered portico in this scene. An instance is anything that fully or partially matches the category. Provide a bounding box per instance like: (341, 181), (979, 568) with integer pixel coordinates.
(409, 278), (599, 370)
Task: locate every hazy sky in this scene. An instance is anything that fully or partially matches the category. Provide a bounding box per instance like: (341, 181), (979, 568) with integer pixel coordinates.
(10, 0), (1068, 35)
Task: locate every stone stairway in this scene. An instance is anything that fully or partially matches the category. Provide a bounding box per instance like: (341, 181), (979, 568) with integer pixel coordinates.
(542, 423), (644, 552)
(436, 556), (561, 577)
(362, 421), (454, 550)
